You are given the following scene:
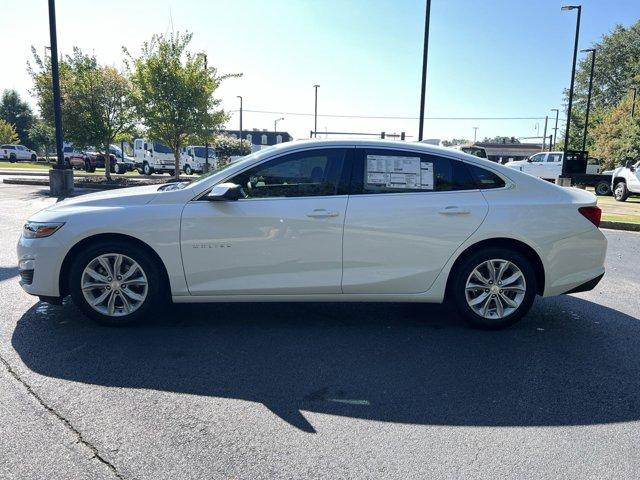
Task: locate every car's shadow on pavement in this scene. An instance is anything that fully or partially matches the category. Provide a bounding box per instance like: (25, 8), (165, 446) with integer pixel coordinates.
(11, 296), (640, 433)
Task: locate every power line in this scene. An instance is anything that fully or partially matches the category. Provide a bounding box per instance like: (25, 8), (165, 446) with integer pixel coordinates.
(227, 109), (562, 121)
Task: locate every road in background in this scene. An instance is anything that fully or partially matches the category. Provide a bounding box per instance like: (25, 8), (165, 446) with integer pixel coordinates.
(1, 183), (639, 480)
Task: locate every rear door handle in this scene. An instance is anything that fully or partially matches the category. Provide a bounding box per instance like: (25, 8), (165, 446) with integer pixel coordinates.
(306, 209), (340, 218)
(438, 206), (470, 215)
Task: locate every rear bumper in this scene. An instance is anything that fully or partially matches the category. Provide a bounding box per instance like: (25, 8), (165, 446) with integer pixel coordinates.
(563, 271), (605, 294)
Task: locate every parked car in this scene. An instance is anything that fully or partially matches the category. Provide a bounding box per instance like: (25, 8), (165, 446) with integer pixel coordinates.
(1, 144), (37, 162)
(63, 146), (87, 169)
(611, 157), (640, 201)
(109, 144), (136, 174)
(180, 145), (216, 175)
(133, 139), (177, 175)
(504, 151), (600, 181)
(17, 140), (606, 329)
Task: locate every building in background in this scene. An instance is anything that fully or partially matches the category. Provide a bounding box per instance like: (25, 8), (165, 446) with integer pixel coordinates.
(223, 129), (293, 152)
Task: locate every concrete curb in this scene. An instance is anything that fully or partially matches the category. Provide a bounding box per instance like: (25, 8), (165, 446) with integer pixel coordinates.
(601, 221), (640, 232)
(2, 178), (159, 190)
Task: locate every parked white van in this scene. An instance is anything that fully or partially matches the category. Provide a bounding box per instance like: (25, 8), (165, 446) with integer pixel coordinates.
(180, 145), (217, 175)
(133, 139), (177, 175)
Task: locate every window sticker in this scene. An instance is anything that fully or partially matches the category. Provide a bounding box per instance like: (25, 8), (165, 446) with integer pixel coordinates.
(366, 155), (434, 190)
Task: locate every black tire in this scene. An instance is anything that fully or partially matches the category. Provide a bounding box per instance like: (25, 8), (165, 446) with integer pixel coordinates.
(64, 158), (71, 169)
(84, 160), (96, 173)
(143, 162), (153, 175)
(31, 154), (37, 161)
(114, 163), (122, 174)
(595, 181), (611, 196)
(9, 154), (16, 163)
(68, 240), (166, 326)
(184, 164), (192, 175)
(449, 248), (537, 330)
(614, 182), (629, 202)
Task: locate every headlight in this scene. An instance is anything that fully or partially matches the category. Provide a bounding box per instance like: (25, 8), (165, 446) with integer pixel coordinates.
(23, 222), (64, 239)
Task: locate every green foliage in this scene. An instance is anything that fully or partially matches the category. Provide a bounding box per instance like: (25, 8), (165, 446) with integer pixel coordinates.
(126, 32), (236, 178)
(27, 118), (55, 154)
(0, 90), (35, 148)
(481, 136), (520, 144)
(213, 135), (252, 159)
(441, 138), (471, 147)
(0, 119), (19, 144)
(591, 95), (640, 169)
(563, 20), (640, 151)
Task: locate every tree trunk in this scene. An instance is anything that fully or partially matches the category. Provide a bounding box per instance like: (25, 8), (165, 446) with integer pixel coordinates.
(174, 142), (181, 180)
(104, 141), (111, 181)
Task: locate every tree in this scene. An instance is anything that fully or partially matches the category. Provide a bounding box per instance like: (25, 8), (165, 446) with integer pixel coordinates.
(0, 119), (19, 144)
(481, 136), (520, 144)
(441, 138), (470, 147)
(126, 32), (235, 179)
(563, 20), (640, 149)
(212, 135), (252, 166)
(0, 90), (35, 148)
(29, 48), (136, 179)
(28, 118), (55, 157)
(591, 95), (640, 169)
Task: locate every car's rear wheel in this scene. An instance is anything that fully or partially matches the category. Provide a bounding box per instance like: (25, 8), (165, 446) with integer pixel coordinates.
(114, 163), (122, 174)
(69, 241), (165, 326)
(9, 154), (16, 163)
(31, 153), (37, 161)
(614, 182), (629, 202)
(450, 248), (537, 329)
(184, 164), (193, 175)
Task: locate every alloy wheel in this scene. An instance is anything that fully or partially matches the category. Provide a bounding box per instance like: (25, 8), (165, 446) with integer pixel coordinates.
(465, 259), (526, 320)
(81, 253), (148, 317)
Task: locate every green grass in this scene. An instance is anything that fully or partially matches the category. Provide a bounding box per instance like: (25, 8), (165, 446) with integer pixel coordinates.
(0, 161), (52, 170)
(601, 213), (640, 224)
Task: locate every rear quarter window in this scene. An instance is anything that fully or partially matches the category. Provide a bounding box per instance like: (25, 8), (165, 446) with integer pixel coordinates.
(466, 163), (506, 189)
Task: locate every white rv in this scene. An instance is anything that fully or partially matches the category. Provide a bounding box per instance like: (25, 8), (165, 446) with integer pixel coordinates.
(180, 145), (217, 175)
(133, 139), (177, 175)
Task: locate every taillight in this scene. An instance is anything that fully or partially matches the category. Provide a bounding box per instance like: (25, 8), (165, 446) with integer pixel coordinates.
(579, 206), (601, 227)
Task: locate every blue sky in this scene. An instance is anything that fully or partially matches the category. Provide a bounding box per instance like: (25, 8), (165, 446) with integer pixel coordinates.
(1, 0), (638, 142)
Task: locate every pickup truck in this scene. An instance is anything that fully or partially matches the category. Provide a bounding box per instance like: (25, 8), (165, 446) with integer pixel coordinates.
(1, 144), (37, 162)
(611, 158), (640, 201)
(505, 151), (611, 195)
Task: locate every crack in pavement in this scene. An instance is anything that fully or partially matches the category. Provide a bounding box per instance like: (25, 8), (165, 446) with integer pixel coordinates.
(0, 353), (124, 479)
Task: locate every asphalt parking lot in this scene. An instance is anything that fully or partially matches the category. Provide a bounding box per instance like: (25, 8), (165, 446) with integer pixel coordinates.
(1, 183), (640, 480)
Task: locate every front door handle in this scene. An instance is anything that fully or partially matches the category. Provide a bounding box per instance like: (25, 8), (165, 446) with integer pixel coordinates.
(306, 209), (340, 218)
(438, 206), (470, 215)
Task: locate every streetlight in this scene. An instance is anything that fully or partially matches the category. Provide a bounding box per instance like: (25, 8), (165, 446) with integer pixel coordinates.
(581, 48), (596, 152)
(236, 96), (243, 140)
(551, 108), (560, 148)
(274, 117), (284, 132)
(472, 127), (478, 143)
(47, 0), (72, 195)
(313, 85), (319, 138)
(418, 0), (432, 142)
(631, 87), (637, 118)
(561, 4), (582, 178)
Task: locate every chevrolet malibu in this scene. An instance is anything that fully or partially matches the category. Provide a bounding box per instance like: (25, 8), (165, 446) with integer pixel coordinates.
(17, 140), (607, 329)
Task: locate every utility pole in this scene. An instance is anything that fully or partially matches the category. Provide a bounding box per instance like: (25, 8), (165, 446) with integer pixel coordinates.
(274, 117), (284, 132)
(47, 0), (72, 195)
(472, 127), (478, 143)
(632, 87), (637, 118)
(542, 116), (548, 151)
(581, 48), (596, 152)
(560, 4), (582, 178)
(236, 96), (243, 140)
(418, 0), (432, 141)
(551, 108), (559, 148)
(313, 85), (319, 138)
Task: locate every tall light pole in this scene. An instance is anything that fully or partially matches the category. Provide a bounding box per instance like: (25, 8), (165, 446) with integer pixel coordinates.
(551, 108), (560, 148)
(632, 87), (637, 118)
(274, 117), (284, 132)
(48, 0), (72, 195)
(313, 85), (319, 138)
(472, 127), (478, 143)
(418, 0), (432, 141)
(561, 4), (582, 177)
(236, 96), (243, 140)
(581, 48), (596, 152)
(542, 115), (549, 150)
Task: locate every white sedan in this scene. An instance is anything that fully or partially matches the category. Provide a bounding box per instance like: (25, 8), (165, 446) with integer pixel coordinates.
(17, 140), (607, 329)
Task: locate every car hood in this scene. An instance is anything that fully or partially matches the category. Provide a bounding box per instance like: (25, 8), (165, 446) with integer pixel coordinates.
(43, 184), (162, 212)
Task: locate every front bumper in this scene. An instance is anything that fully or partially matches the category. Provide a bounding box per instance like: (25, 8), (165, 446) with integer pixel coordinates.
(17, 235), (65, 298)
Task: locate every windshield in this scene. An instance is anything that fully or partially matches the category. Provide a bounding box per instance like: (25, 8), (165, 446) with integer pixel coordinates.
(181, 148), (274, 189)
(153, 142), (173, 154)
(193, 147), (215, 158)
(461, 147), (487, 158)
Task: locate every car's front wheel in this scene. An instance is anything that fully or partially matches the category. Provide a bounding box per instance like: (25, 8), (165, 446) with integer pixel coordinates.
(69, 241), (165, 326)
(450, 248), (537, 329)
(113, 163), (122, 174)
(143, 162), (153, 175)
(614, 182), (629, 202)
(184, 164), (192, 175)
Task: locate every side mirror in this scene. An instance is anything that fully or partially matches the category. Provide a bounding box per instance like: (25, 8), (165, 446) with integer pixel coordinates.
(527, 158), (532, 162)
(206, 183), (242, 201)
